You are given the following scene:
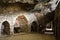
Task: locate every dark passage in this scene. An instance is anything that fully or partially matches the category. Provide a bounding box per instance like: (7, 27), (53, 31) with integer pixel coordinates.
(1, 21), (10, 35)
(31, 21), (37, 32)
(14, 27), (21, 33)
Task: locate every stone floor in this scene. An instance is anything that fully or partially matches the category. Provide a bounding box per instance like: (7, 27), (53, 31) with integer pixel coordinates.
(0, 33), (55, 40)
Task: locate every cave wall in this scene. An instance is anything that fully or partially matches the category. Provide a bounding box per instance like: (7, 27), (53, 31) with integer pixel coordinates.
(54, 2), (60, 40)
(0, 4), (38, 36)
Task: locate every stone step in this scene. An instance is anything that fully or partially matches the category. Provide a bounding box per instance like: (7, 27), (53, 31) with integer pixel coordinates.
(44, 32), (54, 34)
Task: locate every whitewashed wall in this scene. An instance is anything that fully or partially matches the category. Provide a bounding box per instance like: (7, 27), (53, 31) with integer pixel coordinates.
(0, 11), (37, 36)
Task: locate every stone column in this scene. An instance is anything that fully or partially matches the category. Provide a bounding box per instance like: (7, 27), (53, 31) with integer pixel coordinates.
(9, 20), (14, 35)
(10, 25), (14, 35)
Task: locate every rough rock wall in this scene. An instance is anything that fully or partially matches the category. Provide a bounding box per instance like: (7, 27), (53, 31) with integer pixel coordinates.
(54, 2), (60, 40)
(0, 0), (34, 4)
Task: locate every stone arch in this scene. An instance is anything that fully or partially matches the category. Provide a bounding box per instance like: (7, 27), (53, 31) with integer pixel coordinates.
(1, 21), (10, 35)
(14, 15), (28, 33)
(31, 21), (38, 32)
(13, 13), (38, 32)
(23, 13), (38, 32)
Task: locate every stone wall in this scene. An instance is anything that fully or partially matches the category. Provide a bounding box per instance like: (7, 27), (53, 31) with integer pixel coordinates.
(54, 2), (60, 40)
(0, 4), (37, 36)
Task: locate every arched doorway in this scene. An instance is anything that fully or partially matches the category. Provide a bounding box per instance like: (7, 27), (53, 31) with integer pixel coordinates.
(31, 21), (38, 32)
(14, 15), (28, 33)
(1, 21), (10, 35)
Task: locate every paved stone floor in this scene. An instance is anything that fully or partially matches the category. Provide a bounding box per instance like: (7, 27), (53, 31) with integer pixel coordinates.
(0, 33), (55, 40)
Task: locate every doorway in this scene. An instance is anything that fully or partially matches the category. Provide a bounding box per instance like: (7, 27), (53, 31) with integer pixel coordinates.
(1, 21), (10, 35)
(31, 21), (37, 32)
(14, 15), (28, 33)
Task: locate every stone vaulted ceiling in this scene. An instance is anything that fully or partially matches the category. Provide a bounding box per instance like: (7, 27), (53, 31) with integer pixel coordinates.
(0, 0), (59, 13)
(0, 0), (35, 4)
(0, 0), (50, 4)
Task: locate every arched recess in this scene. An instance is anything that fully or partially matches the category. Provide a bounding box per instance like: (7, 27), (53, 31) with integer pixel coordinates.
(14, 15), (28, 33)
(31, 21), (38, 32)
(1, 21), (10, 35)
